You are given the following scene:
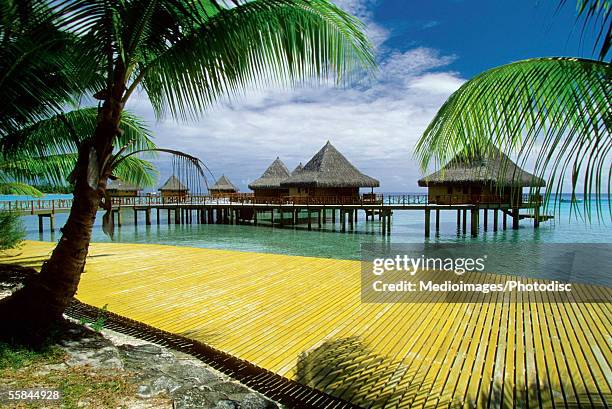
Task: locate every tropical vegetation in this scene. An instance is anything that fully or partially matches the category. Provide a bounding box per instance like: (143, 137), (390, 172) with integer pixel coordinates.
(0, 0), (374, 345)
(415, 0), (611, 219)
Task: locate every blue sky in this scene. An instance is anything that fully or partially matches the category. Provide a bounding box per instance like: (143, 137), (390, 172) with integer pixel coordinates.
(128, 0), (600, 193)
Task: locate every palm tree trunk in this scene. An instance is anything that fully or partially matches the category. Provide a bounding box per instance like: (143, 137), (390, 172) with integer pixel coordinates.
(0, 97), (122, 345)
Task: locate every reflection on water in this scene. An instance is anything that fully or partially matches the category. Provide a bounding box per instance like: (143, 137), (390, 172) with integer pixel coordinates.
(18, 202), (611, 261)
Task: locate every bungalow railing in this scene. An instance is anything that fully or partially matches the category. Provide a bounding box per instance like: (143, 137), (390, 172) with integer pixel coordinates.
(0, 192), (543, 213)
(0, 198), (74, 214)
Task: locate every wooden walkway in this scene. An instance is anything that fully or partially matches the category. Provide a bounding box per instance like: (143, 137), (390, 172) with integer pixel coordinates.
(2, 241), (610, 408)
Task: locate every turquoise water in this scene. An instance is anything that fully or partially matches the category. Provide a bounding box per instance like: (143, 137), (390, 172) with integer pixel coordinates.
(2, 193), (610, 260)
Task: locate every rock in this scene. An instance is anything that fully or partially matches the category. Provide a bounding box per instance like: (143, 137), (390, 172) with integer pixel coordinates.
(212, 381), (248, 395)
(172, 362), (221, 384)
(172, 385), (216, 409)
(240, 393), (276, 409)
(137, 385), (153, 399)
(213, 400), (239, 409)
(150, 374), (183, 394)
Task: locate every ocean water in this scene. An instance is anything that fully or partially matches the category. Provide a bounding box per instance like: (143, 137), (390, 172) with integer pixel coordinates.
(2, 193), (610, 261)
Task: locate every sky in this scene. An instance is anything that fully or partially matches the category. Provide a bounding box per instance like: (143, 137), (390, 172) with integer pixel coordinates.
(126, 0), (601, 193)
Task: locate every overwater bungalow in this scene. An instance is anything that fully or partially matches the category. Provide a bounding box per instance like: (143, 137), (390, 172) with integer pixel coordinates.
(248, 157), (290, 198)
(159, 175), (189, 200)
(209, 175), (238, 197)
(106, 179), (141, 197)
(418, 147), (545, 205)
(291, 162), (303, 175)
(280, 141), (379, 201)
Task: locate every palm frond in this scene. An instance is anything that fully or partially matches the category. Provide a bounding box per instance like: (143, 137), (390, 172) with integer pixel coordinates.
(130, 0), (375, 120)
(560, 0), (611, 60)
(0, 182), (43, 197)
(415, 57), (611, 220)
(0, 154), (76, 187)
(112, 156), (158, 188)
(2, 107), (156, 157)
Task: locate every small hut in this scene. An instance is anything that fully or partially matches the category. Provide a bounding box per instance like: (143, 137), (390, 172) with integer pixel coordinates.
(291, 162), (303, 175)
(248, 157), (290, 198)
(158, 175), (189, 200)
(209, 175), (238, 197)
(280, 141), (379, 200)
(106, 179), (141, 197)
(418, 147), (545, 205)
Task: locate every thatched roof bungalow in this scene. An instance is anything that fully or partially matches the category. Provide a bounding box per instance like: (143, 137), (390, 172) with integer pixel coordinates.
(281, 141), (379, 200)
(107, 179), (142, 197)
(248, 157), (290, 198)
(209, 175), (238, 196)
(418, 147), (545, 205)
(158, 175), (189, 198)
(291, 163), (303, 175)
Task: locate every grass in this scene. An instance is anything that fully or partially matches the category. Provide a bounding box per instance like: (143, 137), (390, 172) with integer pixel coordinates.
(0, 341), (159, 408)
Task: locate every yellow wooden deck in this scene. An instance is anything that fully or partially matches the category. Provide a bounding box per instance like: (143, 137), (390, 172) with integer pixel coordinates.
(2, 241), (611, 408)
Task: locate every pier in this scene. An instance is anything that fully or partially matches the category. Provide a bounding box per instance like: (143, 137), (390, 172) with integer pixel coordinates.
(2, 241), (609, 408)
(0, 193), (550, 237)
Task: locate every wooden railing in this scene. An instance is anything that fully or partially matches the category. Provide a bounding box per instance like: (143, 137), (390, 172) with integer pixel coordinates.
(0, 193), (543, 213)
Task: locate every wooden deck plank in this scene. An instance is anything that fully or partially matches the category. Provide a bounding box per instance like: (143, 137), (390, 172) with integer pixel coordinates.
(1, 241), (610, 408)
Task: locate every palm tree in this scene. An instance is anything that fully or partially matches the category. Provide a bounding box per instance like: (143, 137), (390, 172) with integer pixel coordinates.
(1, 108), (158, 197)
(0, 0), (374, 344)
(415, 1), (611, 220)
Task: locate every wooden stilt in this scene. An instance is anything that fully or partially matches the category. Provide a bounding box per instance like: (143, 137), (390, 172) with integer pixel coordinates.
(462, 209), (467, 234)
(38, 215), (43, 233)
(332, 208), (336, 224)
(253, 209), (258, 225)
(322, 209), (326, 224)
(493, 209), (498, 231)
(425, 209), (431, 238)
(534, 206), (540, 228)
(341, 210), (346, 232)
(435, 209), (440, 234)
(470, 207), (479, 237)
(156, 209), (160, 225)
(512, 208), (519, 230)
(381, 210), (386, 235)
(117, 209), (122, 227)
(308, 210), (312, 230)
(457, 209), (461, 232)
(49, 214), (55, 231)
(271, 209), (274, 225)
(503, 210), (507, 230)
(133, 209), (138, 226)
(145, 209), (151, 225)
(318, 210), (322, 229)
(483, 209), (488, 231)
(386, 210), (391, 234)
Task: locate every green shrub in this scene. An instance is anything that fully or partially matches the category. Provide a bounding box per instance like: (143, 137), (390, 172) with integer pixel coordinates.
(0, 211), (25, 251)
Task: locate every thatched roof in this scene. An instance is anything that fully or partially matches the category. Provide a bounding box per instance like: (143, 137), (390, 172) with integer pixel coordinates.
(418, 147), (545, 187)
(209, 175), (238, 192)
(107, 179), (141, 191)
(158, 175), (189, 191)
(291, 163), (303, 175)
(248, 157), (290, 190)
(281, 141), (379, 188)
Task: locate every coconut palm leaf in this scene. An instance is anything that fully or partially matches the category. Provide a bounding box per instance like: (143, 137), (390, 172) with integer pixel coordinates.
(2, 107), (156, 157)
(415, 57), (611, 220)
(560, 0), (611, 60)
(111, 156), (158, 188)
(53, 0), (374, 121)
(0, 182), (43, 197)
(0, 0), (98, 138)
